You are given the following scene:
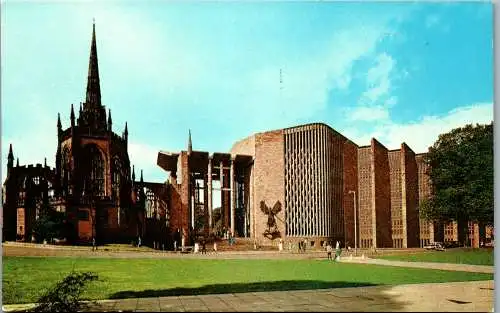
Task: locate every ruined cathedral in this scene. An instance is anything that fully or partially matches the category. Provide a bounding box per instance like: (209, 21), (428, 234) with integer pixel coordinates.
(2, 24), (168, 245)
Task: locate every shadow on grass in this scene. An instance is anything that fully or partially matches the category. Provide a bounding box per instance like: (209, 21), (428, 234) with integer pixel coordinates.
(110, 280), (379, 299)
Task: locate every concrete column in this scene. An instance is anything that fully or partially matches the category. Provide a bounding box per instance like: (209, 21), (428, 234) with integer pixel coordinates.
(208, 158), (213, 231)
(219, 160), (224, 228)
(230, 158), (235, 235)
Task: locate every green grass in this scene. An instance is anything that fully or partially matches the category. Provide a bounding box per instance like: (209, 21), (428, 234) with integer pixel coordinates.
(3, 257), (493, 304)
(377, 248), (494, 266)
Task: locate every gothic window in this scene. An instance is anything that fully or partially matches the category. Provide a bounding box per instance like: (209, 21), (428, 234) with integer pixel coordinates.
(32, 176), (40, 185)
(61, 148), (71, 195)
(34, 196), (43, 220)
(112, 158), (121, 198)
(145, 188), (157, 219)
(83, 145), (105, 197)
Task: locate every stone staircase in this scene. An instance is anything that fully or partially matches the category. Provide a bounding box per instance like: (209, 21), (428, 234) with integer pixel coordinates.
(214, 237), (278, 252)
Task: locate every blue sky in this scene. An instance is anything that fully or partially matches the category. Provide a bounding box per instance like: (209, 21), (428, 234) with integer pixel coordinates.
(1, 1), (494, 183)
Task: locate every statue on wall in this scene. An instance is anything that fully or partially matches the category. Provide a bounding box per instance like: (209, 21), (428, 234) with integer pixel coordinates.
(260, 200), (282, 240)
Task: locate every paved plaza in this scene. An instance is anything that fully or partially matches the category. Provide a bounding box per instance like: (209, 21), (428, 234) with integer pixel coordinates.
(3, 280), (494, 312)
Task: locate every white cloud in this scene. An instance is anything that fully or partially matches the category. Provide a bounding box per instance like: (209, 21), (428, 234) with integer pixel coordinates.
(349, 106), (390, 122)
(347, 102), (493, 153)
(385, 96), (398, 108)
(361, 52), (395, 105)
(233, 26), (394, 131)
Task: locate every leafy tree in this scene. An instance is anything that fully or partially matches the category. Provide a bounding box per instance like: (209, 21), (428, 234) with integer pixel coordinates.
(32, 208), (66, 243)
(420, 123), (493, 243)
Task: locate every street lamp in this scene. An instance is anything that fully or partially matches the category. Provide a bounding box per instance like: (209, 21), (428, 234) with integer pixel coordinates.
(348, 190), (357, 256)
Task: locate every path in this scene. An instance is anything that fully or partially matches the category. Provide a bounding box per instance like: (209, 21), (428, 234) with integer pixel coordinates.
(3, 280), (494, 312)
(339, 256), (494, 274)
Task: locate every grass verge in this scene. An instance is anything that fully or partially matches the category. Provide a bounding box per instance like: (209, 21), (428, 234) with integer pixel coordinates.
(376, 248), (494, 266)
(3, 257), (493, 304)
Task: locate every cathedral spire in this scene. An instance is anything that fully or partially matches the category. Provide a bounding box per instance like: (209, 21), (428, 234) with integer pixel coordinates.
(85, 21), (102, 108)
(57, 113), (62, 130)
(124, 122), (128, 138)
(140, 170), (143, 184)
(132, 165), (136, 182)
(7, 143), (14, 170)
(70, 104), (75, 126)
(108, 109), (112, 131)
(187, 129), (192, 154)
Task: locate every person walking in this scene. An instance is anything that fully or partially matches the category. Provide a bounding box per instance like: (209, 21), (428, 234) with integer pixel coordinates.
(92, 237), (97, 251)
(202, 238), (207, 254)
(335, 241), (340, 261)
(213, 240), (218, 253)
(326, 242), (333, 260)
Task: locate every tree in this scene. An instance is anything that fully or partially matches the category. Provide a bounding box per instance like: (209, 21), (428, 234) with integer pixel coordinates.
(32, 208), (67, 243)
(420, 123), (493, 243)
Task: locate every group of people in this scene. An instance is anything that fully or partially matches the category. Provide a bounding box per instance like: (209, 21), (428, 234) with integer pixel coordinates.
(298, 238), (308, 253)
(326, 241), (342, 261)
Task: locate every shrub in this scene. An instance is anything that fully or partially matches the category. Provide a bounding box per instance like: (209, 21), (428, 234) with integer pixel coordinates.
(33, 271), (99, 312)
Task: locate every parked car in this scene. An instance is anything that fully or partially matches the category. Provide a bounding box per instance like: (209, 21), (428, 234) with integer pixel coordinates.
(423, 242), (445, 251)
(423, 243), (437, 250)
(435, 242), (445, 251)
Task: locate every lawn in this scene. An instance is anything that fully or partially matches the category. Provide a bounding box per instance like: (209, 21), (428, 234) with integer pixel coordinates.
(376, 248), (494, 266)
(3, 257), (493, 304)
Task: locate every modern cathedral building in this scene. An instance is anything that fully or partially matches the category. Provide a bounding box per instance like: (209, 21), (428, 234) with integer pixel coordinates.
(2, 24), (491, 249)
(158, 124), (491, 249)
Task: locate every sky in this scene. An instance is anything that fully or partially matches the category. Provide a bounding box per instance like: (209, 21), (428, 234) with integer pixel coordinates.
(1, 1), (494, 184)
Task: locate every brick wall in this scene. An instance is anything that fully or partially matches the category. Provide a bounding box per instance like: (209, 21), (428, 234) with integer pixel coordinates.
(343, 140), (358, 248)
(389, 150), (403, 248)
(253, 130), (285, 245)
(230, 135), (256, 157)
(371, 139), (392, 248)
(357, 146), (373, 248)
(402, 143), (420, 248)
(167, 152), (190, 241)
(16, 208), (25, 239)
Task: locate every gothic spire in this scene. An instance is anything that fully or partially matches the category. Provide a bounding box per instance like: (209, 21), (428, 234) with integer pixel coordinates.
(85, 21), (102, 108)
(188, 129), (192, 154)
(7, 143), (14, 171)
(124, 122), (128, 138)
(108, 109), (112, 131)
(140, 170), (143, 184)
(16, 158), (19, 167)
(70, 104), (75, 126)
(57, 113), (62, 129)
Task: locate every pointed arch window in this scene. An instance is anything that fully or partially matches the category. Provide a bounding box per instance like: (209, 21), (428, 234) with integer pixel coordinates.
(83, 145), (105, 197)
(61, 148), (71, 194)
(112, 157), (121, 198)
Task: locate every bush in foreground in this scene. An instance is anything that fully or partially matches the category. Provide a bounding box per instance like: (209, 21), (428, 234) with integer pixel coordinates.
(33, 271), (99, 312)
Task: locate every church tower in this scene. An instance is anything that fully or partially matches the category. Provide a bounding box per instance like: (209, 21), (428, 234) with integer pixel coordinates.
(54, 22), (133, 244)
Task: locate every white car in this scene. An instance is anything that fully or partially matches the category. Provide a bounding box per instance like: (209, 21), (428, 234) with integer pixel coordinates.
(424, 242), (445, 251)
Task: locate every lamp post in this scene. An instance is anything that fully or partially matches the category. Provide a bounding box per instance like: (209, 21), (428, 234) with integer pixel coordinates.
(348, 190), (357, 256)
